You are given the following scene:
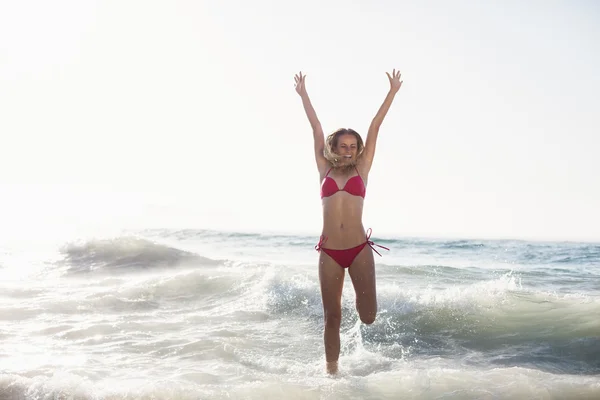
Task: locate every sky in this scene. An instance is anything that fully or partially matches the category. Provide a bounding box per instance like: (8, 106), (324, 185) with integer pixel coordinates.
(1, 0), (599, 242)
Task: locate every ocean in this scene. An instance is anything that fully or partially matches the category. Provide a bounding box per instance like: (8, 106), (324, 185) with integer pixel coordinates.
(0, 228), (599, 399)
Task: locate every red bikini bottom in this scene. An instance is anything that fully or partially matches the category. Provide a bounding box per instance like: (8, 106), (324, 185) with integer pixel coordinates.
(315, 228), (389, 269)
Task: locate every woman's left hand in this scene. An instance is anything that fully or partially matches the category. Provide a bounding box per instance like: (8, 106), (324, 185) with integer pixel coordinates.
(386, 69), (403, 93)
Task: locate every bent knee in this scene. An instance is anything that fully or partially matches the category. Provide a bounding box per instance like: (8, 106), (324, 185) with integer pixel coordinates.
(360, 312), (377, 325)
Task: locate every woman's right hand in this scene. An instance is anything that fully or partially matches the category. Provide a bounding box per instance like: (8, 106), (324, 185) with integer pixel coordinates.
(294, 71), (308, 97)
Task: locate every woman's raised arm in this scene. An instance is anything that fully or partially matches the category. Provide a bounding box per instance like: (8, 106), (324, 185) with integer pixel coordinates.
(295, 72), (327, 171)
(361, 69), (403, 172)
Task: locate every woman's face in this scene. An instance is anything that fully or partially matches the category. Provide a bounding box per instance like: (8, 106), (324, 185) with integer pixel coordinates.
(334, 134), (358, 163)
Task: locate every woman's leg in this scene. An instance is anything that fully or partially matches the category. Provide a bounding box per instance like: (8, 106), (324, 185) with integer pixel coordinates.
(348, 246), (377, 324)
(318, 251), (345, 374)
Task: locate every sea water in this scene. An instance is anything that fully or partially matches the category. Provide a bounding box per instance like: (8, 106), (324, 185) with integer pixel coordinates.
(1, 228), (599, 399)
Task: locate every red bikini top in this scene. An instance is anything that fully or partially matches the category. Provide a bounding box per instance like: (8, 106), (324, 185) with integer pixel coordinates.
(320, 167), (366, 199)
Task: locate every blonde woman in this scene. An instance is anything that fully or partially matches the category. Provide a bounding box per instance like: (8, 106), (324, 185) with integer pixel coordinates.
(294, 69), (403, 374)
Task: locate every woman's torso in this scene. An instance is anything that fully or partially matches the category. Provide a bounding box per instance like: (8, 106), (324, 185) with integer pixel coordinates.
(319, 164), (369, 248)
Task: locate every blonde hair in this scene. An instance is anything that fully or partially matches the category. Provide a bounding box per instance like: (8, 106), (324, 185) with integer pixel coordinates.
(323, 128), (364, 169)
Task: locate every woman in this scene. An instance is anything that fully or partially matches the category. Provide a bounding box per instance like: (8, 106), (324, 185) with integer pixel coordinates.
(294, 69), (403, 374)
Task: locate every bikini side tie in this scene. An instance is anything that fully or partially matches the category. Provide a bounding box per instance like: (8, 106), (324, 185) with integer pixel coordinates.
(365, 228), (390, 257)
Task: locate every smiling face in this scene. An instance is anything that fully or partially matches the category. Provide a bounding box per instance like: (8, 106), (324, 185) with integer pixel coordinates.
(334, 134), (359, 163)
(324, 128), (364, 169)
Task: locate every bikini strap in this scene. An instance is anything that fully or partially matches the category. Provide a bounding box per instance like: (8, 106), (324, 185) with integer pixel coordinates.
(354, 166), (362, 179)
(365, 228), (390, 257)
(315, 235), (328, 252)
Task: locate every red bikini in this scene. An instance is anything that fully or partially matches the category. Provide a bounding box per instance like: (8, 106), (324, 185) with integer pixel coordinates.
(320, 167), (366, 199)
(316, 167), (389, 268)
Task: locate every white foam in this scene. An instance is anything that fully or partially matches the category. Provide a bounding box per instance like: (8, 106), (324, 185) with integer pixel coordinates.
(377, 271), (521, 313)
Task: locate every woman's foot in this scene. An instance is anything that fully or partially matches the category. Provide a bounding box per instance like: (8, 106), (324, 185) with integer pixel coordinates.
(326, 361), (338, 375)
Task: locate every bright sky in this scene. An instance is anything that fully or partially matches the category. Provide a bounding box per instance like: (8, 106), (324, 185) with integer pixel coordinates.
(1, 0), (599, 243)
